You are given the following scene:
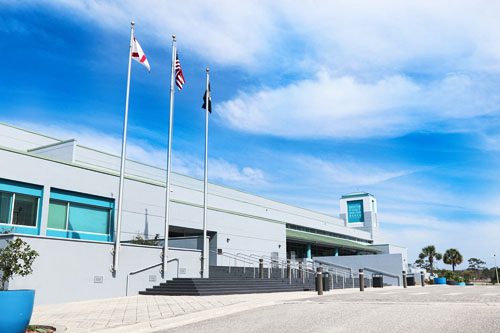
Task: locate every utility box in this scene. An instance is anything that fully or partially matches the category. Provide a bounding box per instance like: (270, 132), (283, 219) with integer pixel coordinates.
(372, 274), (384, 288)
(407, 276), (416, 286)
(323, 272), (331, 291)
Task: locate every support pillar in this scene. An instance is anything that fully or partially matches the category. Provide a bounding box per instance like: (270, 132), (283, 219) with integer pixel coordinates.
(306, 244), (312, 259)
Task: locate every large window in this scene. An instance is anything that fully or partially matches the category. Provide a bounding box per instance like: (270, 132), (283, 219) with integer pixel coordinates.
(47, 189), (114, 241)
(48, 200), (111, 234)
(0, 191), (39, 228)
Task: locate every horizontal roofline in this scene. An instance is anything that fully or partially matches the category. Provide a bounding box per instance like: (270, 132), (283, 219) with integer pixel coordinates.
(341, 192), (374, 199)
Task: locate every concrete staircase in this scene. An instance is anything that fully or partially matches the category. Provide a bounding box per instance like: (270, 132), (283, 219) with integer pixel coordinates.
(139, 277), (315, 296)
(139, 265), (372, 296)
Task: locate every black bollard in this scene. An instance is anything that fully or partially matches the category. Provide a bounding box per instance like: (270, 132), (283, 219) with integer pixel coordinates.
(359, 269), (364, 292)
(259, 258), (264, 279)
(420, 271), (425, 287)
(287, 259), (291, 284)
(403, 271), (407, 288)
(316, 267), (323, 295)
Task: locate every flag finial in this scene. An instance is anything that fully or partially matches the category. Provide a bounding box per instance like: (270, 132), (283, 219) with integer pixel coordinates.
(206, 67), (210, 73)
(172, 35), (176, 41)
(131, 20), (135, 26)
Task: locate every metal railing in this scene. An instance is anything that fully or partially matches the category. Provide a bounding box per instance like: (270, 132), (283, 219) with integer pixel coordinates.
(126, 258), (179, 296)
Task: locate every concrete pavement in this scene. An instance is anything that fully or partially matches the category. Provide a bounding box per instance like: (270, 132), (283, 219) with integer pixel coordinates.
(169, 285), (500, 333)
(31, 285), (500, 332)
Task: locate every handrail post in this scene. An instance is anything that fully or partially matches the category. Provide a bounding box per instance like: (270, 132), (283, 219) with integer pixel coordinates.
(359, 269), (365, 292)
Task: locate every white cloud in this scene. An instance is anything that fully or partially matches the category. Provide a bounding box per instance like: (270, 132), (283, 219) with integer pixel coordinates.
(9, 121), (266, 186)
(16, 0), (500, 73)
(218, 72), (497, 139)
(291, 155), (412, 186)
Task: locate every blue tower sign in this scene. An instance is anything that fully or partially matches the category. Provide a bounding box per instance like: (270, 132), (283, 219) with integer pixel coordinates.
(347, 200), (364, 223)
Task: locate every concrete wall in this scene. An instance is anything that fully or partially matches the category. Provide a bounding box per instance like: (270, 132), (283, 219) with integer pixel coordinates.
(0, 123), (61, 151)
(2, 234), (201, 305)
(29, 140), (76, 163)
(316, 253), (404, 285)
(0, 146), (372, 257)
(372, 244), (408, 269)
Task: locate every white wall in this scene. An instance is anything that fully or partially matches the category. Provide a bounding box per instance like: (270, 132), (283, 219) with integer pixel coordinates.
(316, 253), (404, 285)
(3, 235), (201, 305)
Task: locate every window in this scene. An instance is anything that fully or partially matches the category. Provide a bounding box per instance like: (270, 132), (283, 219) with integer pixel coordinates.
(47, 201), (67, 230)
(0, 191), (39, 227)
(12, 194), (38, 227)
(0, 192), (12, 224)
(47, 200), (111, 235)
(47, 189), (114, 241)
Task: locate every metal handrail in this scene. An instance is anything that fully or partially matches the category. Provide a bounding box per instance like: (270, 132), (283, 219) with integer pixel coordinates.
(313, 259), (353, 275)
(125, 258), (179, 296)
(210, 249), (256, 266)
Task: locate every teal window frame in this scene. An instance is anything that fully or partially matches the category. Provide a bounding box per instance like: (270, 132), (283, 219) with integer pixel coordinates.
(46, 188), (114, 242)
(0, 178), (43, 235)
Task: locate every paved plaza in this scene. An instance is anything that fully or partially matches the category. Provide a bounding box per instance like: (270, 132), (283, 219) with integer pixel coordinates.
(31, 285), (500, 332)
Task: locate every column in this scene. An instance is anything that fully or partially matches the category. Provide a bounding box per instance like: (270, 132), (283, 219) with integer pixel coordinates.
(306, 244), (312, 259)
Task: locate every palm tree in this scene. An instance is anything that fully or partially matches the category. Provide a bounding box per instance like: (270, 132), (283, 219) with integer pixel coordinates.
(443, 248), (463, 272)
(419, 245), (442, 275)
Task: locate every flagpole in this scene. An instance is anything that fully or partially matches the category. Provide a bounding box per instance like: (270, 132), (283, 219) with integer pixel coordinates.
(113, 20), (135, 274)
(162, 35), (176, 279)
(202, 67), (210, 278)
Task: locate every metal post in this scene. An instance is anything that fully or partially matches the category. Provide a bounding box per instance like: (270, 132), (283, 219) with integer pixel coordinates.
(403, 271), (407, 288)
(494, 254), (499, 285)
(287, 259), (291, 284)
(359, 269), (364, 292)
(259, 259), (264, 279)
(112, 20), (135, 275)
(316, 267), (323, 295)
(420, 271), (425, 287)
(201, 68), (210, 278)
(161, 35), (177, 279)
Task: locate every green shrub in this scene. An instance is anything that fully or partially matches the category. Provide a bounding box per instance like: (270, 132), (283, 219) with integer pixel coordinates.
(0, 238), (39, 290)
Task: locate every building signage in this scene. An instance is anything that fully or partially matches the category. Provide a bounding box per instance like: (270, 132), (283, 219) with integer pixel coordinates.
(347, 200), (364, 223)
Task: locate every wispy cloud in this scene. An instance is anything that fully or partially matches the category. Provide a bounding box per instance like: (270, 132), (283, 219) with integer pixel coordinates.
(17, 0), (500, 73)
(217, 72), (499, 139)
(8, 121), (266, 186)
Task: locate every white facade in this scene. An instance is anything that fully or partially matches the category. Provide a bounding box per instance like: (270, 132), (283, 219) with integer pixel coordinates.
(0, 122), (405, 304)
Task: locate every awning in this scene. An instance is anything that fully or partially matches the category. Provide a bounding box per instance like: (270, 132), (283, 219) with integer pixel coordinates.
(286, 229), (381, 253)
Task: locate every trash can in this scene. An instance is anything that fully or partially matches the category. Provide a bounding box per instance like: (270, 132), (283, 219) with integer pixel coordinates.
(323, 272), (331, 291)
(372, 274), (383, 288)
(406, 275), (416, 286)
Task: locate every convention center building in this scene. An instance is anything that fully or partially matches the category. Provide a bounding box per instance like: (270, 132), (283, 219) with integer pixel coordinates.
(0, 122), (407, 304)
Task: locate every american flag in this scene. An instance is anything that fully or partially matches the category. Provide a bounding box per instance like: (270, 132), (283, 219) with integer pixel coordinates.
(175, 53), (185, 90)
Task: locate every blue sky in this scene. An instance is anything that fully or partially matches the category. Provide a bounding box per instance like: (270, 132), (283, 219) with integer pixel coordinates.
(2, 1), (500, 268)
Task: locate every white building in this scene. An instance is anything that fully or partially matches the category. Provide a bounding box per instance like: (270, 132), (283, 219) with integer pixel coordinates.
(0, 122), (406, 304)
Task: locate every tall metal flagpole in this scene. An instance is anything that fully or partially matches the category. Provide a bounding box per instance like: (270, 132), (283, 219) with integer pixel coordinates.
(202, 67), (210, 278)
(162, 35), (177, 278)
(113, 21), (135, 274)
